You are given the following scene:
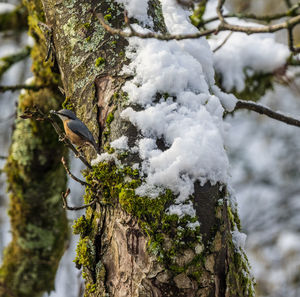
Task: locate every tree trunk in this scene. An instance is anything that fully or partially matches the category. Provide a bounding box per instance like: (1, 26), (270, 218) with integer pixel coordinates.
(40, 0), (254, 296)
(0, 1), (68, 296)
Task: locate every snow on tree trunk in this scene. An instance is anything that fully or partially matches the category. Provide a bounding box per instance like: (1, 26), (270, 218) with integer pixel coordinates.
(41, 0), (254, 296)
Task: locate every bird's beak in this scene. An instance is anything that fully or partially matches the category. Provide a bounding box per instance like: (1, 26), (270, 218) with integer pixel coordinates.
(50, 110), (58, 115)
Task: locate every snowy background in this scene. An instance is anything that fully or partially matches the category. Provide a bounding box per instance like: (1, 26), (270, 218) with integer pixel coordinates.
(0, 0), (300, 296)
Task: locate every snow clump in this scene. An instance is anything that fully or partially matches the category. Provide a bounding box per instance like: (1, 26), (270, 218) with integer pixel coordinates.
(117, 0), (234, 217)
(205, 0), (290, 92)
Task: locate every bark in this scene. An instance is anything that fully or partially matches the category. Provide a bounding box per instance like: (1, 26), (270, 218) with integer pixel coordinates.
(39, 0), (254, 296)
(0, 1), (68, 296)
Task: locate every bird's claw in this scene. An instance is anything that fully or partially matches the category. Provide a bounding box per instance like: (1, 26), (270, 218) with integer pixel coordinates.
(59, 135), (66, 142)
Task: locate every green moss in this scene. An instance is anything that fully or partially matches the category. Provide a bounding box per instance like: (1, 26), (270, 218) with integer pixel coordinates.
(106, 112), (114, 125)
(74, 237), (95, 268)
(104, 14), (112, 21)
(72, 215), (91, 236)
(95, 57), (105, 67)
(227, 206), (241, 231)
(17, 224), (56, 250)
(83, 22), (90, 28)
(62, 97), (74, 110)
(227, 240), (255, 297)
(86, 283), (96, 293)
(103, 110), (116, 141)
(190, 1), (207, 27)
(79, 162), (204, 275)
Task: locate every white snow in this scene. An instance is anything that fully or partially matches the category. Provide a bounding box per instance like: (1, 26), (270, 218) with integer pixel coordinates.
(205, 0), (290, 92)
(227, 82), (300, 296)
(231, 230), (247, 250)
(110, 135), (129, 150)
(91, 0), (253, 218)
(21, 76), (35, 95)
(115, 0), (152, 27)
(91, 152), (119, 166)
(0, 3), (15, 14)
(116, 0), (233, 217)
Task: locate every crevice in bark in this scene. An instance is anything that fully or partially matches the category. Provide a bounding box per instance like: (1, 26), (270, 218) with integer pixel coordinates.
(193, 182), (220, 244)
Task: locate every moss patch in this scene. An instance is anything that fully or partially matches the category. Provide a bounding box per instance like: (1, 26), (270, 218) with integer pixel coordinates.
(74, 161), (204, 280)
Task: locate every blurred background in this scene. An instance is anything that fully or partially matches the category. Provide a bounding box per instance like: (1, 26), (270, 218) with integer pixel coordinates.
(0, 0), (300, 296)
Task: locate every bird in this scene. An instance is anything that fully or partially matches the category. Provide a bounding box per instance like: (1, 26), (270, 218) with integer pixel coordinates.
(51, 109), (100, 154)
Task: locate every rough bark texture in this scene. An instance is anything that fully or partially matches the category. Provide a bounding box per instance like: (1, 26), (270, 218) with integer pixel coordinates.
(40, 1), (254, 296)
(0, 1), (68, 296)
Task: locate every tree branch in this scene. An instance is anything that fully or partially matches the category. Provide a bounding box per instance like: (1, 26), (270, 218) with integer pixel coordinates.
(216, 0), (226, 24)
(61, 189), (96, 211)
(0, 46), (31, 80)
(96, 12), (215, 40)
(0, 84), (48, 93)
(235, 100), (300, 128)
(96, 10), (300, 42)
(287, 25), (300, 53)
(201, 1), (300, 25)
(213, 32), (233, 52)
(61, 156), (91, 187)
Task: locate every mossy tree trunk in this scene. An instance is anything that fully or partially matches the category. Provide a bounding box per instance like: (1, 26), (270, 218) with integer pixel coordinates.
(39, 0), (254, 296)
(0, 1), (68, 297)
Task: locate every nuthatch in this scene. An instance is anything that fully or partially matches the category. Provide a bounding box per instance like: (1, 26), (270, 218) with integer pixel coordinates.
(51, 109), (100, 154)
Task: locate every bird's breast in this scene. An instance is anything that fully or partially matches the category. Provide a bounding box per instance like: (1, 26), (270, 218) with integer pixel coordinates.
(64, 120), (85, 146)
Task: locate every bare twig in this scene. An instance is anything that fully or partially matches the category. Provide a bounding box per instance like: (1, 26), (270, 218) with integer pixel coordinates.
(96, 11), (300, 42)
(0, 84), (48, 93)
(235, 100), (300, 128)
(202, 1), (300, 25)
(287, 26), (300, 53)
(96, 12), (215, 40)
(61, 157), (91, 187)
(213, 31), (233, 52)
(216, 0), (226, 24)
(61, 189), (96, 211)
(0, 46), (31, 80)
(0, 156), (7, 160)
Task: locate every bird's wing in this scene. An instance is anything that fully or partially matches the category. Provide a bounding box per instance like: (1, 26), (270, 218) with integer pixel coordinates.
(67, 120), (96, 145)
